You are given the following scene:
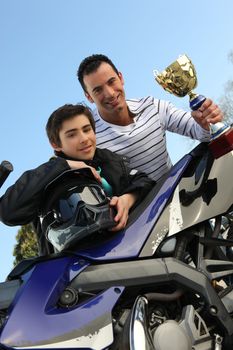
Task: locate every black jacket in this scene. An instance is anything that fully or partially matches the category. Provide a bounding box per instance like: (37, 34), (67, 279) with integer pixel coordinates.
(0, 148), (155, 254)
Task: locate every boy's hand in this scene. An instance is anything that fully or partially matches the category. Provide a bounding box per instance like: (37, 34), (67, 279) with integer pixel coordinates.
(66, 160), (102, 183)
(109, 193), (137, 231)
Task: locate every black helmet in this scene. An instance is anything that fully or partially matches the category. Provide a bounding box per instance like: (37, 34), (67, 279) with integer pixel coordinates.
(39, 168), (116, 252)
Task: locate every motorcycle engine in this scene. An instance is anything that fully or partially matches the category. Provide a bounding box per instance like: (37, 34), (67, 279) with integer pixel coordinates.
(152, 304), (214, 350)
(129, 297), (214, 350)
(153, 320), (192, 350)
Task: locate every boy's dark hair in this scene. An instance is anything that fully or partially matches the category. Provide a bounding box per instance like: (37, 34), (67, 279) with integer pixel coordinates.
(46, 104), (95, 146)
(77, 54), (119, 92)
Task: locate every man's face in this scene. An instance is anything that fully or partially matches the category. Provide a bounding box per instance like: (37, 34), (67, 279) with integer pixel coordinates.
(52, 114), (96, 160)
(83, 62), (126, 119)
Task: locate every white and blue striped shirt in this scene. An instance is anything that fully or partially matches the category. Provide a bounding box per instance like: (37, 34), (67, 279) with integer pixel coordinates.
(93, 96), (210, 181)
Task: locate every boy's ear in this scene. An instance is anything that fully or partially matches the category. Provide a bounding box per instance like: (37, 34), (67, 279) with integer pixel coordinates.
(50, 142), (62, 152)
(85, 92), (94, 103)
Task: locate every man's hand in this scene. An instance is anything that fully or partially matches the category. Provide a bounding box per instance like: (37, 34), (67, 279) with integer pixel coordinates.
(66, 160), (102, 182)
(109, 193), (137, 231)
(191, 98), (223, 130)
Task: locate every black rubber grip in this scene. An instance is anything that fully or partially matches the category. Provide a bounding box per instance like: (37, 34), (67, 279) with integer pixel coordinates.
(0, 160), (13, 189)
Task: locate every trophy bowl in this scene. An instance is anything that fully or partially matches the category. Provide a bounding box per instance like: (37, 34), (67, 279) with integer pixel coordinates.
(154, 54), (198, 99)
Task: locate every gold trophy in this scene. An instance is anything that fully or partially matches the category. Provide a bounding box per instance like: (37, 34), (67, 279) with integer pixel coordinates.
(153, 54), (229, 136)
(153, 54), (233, 158)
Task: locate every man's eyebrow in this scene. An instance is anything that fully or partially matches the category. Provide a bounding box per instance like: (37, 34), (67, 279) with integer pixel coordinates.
(92, 85), (101, 93)
(92, 76), (116, 93)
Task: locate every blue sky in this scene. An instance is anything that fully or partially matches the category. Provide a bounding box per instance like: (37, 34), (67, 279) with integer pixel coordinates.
(0, 0), (233, 280)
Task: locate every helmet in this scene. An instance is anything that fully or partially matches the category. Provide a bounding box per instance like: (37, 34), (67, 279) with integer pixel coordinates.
(39, 168), (116, 252)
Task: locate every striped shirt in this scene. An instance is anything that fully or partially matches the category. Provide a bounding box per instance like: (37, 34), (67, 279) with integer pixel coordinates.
(93, 96), (210, 181)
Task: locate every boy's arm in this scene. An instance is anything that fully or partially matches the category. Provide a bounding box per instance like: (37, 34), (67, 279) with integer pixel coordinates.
(122, 168), (155, 200)
(0, 157), (69, 226)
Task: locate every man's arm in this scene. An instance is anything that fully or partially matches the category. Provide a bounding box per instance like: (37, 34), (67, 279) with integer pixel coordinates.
(162, 98), (223, 141)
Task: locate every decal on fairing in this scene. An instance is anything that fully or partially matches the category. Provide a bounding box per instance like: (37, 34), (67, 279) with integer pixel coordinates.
(150, 185), (184, 254)
(168, 185), (184, 236)
(13, 323), (113, 350)
(151, 226), (168, 254)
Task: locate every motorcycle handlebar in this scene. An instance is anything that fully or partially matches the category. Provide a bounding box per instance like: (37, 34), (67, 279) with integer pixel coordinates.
(0, 160), (13, 189)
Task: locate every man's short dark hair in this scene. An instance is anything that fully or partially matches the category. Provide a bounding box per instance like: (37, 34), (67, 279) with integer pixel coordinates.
(77, 54), (119, 92)
(46, 103), (95, 146)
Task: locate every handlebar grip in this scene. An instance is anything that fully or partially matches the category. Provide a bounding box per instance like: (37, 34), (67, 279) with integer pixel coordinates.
(0, 160), (13, 189)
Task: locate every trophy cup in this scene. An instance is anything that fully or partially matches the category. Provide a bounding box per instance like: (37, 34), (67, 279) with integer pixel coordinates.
(153, 54), (233, 158)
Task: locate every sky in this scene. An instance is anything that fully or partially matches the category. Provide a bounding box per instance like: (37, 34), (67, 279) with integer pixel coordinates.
(0, 0), (233, 281)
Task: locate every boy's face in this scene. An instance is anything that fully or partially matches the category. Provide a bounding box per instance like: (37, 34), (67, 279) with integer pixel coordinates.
(52, 114), (96, 160)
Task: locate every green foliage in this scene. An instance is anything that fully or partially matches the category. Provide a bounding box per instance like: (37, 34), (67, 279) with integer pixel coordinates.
(13, 224), (39, 266)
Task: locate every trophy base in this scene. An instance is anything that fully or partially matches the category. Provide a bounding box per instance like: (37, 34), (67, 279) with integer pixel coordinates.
(209, 127), (233, 159)
(210, 123), (230, 139)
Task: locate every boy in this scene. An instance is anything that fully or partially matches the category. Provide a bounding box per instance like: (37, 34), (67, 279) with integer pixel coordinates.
(0, 104), (154, 254)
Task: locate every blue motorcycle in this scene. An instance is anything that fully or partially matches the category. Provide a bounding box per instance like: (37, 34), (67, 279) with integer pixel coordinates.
(1, 133), (233, 350)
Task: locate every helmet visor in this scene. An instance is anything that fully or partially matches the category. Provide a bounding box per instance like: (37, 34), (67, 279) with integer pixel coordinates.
(52, 184), (107, 224)
(46, 201), (116, 252)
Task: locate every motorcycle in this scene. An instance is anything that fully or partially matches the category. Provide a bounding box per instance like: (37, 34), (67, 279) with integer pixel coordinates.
(1, 128), (233, 350)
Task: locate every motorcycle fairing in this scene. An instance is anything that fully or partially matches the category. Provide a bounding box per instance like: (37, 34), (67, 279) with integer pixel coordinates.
(0, 257), (124, 349)
(70, 154), (192, 261)
(140, 149), (233, 256)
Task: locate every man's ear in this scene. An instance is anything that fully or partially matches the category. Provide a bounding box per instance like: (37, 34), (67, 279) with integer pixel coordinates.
(85, 92), (94, 103)
(50, 142), (62, 152)
(118, 71), (124, 85)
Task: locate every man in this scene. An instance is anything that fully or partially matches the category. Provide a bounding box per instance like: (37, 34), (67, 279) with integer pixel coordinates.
(77, 54), (223, 181)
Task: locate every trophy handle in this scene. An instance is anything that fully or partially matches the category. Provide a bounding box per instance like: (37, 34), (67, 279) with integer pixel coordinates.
(189, 94), (206, 111)
(153, 69), (159, 78)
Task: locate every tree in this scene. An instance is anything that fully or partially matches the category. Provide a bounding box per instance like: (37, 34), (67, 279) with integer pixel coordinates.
(13, 224), (39, 266)
(218, 51), (233, 124)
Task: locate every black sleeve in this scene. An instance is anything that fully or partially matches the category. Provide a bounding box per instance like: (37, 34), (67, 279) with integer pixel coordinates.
(122, 166), (156, 199)
(94, 148), (156, 199)
(0, 157), (70, 226)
